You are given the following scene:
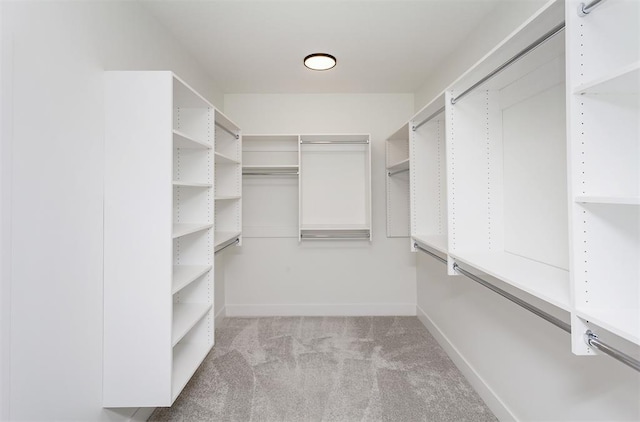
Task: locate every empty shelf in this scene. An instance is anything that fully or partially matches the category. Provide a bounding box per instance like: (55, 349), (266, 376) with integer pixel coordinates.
(172, 341), (212, 403)
(172, 223), (213, 239)
(450, 251), (570, 311)
(413, 234), (448, 254)
(387, 158), (410, 173)
(214, 152), (240, 164)
(215, 231), (241, 248)
(172, 265), (212, 294)
(173, 181), (212, 188)
(214, 195), (241, 201)
(575, 196), (640, 205)
(173, 130), (211, 149)
(172, 303), (211, 346)
(573, 61), (640, 95)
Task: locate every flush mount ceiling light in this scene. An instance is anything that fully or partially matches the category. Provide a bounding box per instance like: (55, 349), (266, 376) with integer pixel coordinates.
(304, 53), (337, 71)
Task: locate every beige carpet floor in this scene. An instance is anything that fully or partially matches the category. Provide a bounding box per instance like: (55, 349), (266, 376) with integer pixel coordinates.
(150, 316), (497, 422)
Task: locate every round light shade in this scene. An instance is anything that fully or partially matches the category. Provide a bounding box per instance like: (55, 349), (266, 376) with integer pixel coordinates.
(304, 53), (336, 71)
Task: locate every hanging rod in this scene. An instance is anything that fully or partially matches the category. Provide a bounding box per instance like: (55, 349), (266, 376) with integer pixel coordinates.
(300, 140), (369, 144)
(243, 172), (299, 176)
(452, 262), (572, 333)
(412, 106), (446, 131)
(215, 121), (239, 140)
(413, 242), (447, 265)
(585, 331), (640, 372)
(578, 0), (607, 16)
(388, 168), (410, 177)
(450, 22), (565, 105)
(414, 248), (640, 372)
(214, 237), (239, 254)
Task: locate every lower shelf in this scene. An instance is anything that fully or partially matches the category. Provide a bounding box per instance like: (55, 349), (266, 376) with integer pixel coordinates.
(172, 340), (212, 403)
(172, 303), (212, 346)
(300, 226), (371, 240)
(215, 231), (242, 248)
(450, 250), (570, 311)
(575, 307), (639, 345)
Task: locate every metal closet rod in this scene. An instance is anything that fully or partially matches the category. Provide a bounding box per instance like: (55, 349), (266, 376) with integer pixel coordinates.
(215, 121), (239, 140)
(450, 22), (565, 105)
(300, 140), (369, 144)
(388, 168), (410, 177)
(412, 106), (445, 132)
(586, 331), (640, 372)
(214, 237), (239, 254)
(414, 245), (640, 372)
(243, 172), (299, 176)
(579, 0), (607, 16)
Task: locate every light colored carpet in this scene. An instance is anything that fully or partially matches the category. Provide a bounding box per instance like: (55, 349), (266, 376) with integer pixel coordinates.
(150, 316), (497, 422)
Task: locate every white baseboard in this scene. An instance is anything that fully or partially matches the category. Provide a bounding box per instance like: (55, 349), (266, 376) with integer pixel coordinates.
(215, 305), (226, 326)
(226, 303), (416, 317)
(416, 304), (517, 422)
(128, 407), (155, 422)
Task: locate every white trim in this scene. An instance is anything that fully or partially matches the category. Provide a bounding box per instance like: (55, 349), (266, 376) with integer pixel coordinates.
(214, 305), (226, 327)
(226, 303), (416, 317)
(128, 407), (155, 422)
(416, 304), (517, 422)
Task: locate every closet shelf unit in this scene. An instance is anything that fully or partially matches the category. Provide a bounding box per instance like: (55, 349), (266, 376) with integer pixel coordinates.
(444, 0), (569, 310)
(410, 94), (447, 255)
(214, 110), (242, 253)
(104, 71), (228, 407)
(386, 124), (410, 237)
(567, 0), (639, 352)
(242, 135), (300, 238)
(300, 134), (372, 241)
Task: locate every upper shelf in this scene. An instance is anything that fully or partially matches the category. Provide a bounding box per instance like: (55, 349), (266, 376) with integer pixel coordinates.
(214, 152), (240, 164)
(573, 61), (640, 95)
(413, 234), (448, 255)
(387, 158), (409, 173)
(173, 130), (211, 149)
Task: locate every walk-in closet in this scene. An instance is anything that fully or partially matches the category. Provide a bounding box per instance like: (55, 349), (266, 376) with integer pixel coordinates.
(1, 0), (638, 421)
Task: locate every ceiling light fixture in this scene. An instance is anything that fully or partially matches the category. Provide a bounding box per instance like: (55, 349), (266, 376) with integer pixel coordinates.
(304, 53), (337, 71)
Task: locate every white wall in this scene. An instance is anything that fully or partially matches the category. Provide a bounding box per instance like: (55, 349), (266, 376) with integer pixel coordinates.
(223, 94), (416, 316)
(414, 0), (547, 111)
(414, 1), (640, 420)
(1, 2), (222, 420)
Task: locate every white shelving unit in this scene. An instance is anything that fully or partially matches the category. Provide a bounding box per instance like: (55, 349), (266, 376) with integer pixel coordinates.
(409, 94), (447, 256)
(104, 71), (217, 406)
(242, 135), (300, 238)
(566, 0), (640, 353)
(214, 111), (242, 253)
(446, 1), (570, 311)
(386, 124), (410, 237)
(299, 134), (372, 241)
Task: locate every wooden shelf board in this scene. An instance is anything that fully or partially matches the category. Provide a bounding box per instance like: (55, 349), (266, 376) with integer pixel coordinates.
(243, 165), (299, 170)
(450, 250), (571, 311)
(413, 234), (448, 254)
(387, 123), (410, 141)
(575, 308), (639, 345)
(214, 152), (240, 164)
(172, 340), (212, 403)
(172, 303), (211, 346)
(575, 195), (640, 205)
(172, 223), (212, 239)
(214, 196), (241, 201)
(215, 231), (242, 248)
(173, 181), (212, 188)
(573, 61), (640, 95)
(173, 130), (211, 149)
(387, 158), (410, 172)
(172, 265), (212, 295)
